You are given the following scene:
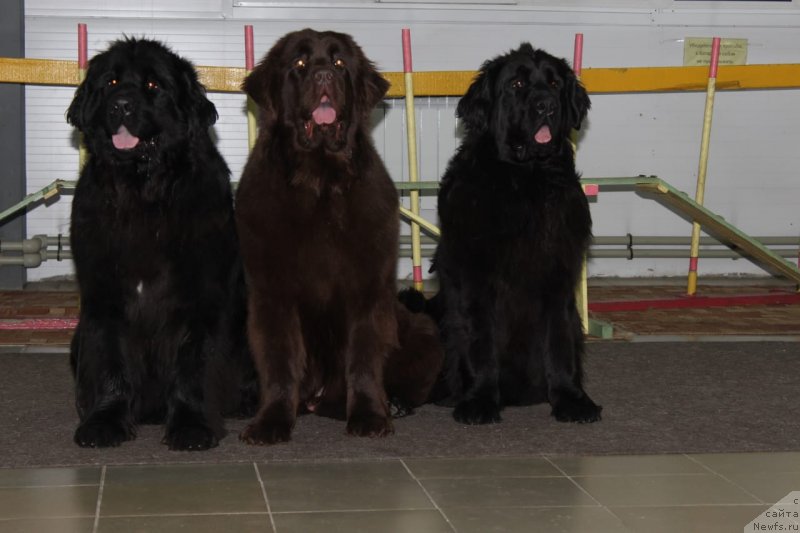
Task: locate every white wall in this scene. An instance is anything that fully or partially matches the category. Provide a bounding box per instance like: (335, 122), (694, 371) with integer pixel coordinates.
(21, 1), (800, 281)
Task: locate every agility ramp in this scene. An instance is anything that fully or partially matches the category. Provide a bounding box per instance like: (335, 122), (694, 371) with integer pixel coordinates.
(583, 175), (800, 286)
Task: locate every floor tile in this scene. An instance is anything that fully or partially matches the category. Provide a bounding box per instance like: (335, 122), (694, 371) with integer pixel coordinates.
(611, 504), (768, 533)
(263, 475), (434, 513)
(101, 464), (265, 516)
(97, 514), (272, 533)
(0, 486), (99, 519)
(720, 471), (800, 504)
(273, 509), (453, 533)
(0, 467), (101, 488)
(575, 474), (759, 507)
(0, 517), (95, 533)
(404, 457), (561, 479)
(258, 460), (434, 513)
(258, 460), (412, 481)
(548, 454), (707, 476)
(421, 477), (597, 509)
(444, 506), (629, 533)
(689, 451), (800, 475)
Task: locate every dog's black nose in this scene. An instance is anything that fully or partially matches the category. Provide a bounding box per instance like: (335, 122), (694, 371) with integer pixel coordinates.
(314, 69), (334, 86)
(112, 98), (134, 117)
(535, 99), (555, 116)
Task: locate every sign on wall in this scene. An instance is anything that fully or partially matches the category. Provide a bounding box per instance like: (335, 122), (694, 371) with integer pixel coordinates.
(683, 38), (748, 66)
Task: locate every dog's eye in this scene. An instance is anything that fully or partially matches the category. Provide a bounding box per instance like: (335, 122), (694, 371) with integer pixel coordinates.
(333, 58), (345, 69)
(549, 79), (560, 89)
(511, 79), (526, 90)
(107, 79), (118, 87)
(294, 58), (307, 70)
(146, 80), (159, 91)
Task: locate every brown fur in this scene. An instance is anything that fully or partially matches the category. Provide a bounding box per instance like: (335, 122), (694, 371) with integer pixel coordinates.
(235, 29), (443, 445)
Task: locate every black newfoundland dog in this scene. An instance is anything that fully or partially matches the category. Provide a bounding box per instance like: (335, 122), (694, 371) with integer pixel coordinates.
(236, 29), (443, 445)
(428, 43), (602, 425)
(66, 38), (254, 450)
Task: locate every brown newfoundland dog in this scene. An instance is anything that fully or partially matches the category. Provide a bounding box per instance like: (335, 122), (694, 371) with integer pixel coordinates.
(236, 29), (443, 445)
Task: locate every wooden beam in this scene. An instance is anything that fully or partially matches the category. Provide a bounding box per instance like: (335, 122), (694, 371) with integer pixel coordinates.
(582, 64), (800, 94)
(3, 57), (800, 96)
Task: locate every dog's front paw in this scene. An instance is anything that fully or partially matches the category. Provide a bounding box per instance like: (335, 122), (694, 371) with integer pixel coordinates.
(346, 412), (394, 438)
(240, 407), (295, 445)
(74, 418), (135, 448)
(453, 398), (502, 425)
(551, 393), (602, 423)
(163, 424), (219, 451)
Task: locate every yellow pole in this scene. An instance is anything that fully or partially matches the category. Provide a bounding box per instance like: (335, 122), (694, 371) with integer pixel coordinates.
(687, 37), (721, 296)
(399, 205), (440, 237)
(77, 24), (88, 170)
(572, 33), (589, 334)
(244, 25), (257, 152)
(402, 29), (424, 291)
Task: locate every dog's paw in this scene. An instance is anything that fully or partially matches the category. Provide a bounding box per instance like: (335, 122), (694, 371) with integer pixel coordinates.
(551, 394), (602, 423)
(453, 398), (502, 425)
(346, 412), (394, 438)
(240, 407), (295, 445)
(74, 419), (135, 448)
(163, 424), (219, 451)
(388, 396), (415, 419)
(240, 421), (293, 445)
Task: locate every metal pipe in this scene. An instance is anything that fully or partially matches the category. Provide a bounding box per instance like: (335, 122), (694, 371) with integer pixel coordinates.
(398, 235), (800, 246)
(592, 236), (799, 246)
(399, 247), (800, 260)
(589, 248), (798, 259)
(0, 235), (70, 267)
(0, 232), (796, 268)
(0, 250), (72, 267)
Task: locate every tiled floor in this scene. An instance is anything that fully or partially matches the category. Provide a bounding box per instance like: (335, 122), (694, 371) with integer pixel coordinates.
(1, 452), (798, 532)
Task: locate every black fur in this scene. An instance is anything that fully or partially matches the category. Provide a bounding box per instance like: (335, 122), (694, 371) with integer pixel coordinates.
(67, 38), (255, 450)
(428, 43), (602, 425)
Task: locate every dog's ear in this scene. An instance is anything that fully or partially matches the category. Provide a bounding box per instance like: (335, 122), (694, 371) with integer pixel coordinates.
(67, 56), (105, 132)
(565, 69), (591, 131)
(342, 34), (389, 117)
(242, 38), (285, 129)
(456, 62), (494, 135)
(66, 81), (90, 131)
(180, 67), (219, 134)
(359, 62), (390, 116)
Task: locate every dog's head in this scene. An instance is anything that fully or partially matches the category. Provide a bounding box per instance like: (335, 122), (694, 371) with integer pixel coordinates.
(457, 43), (590, 163)
(67, 38), (217, 161)
(243, 28), (389, 153)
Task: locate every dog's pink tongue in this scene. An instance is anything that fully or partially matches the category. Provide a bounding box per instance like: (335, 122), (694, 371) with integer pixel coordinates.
(112, 125), (140, 150)
(312, 96), (336, 125)
(534, 125), (552, 144)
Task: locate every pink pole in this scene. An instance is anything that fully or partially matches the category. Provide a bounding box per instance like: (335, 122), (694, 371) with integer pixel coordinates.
(244, 25), (254, 71)
(78, 23), (88, 70)
(402, 29), (413, 73)
(401, 28), (423, 290)
(708, 37), (721, 78)
(573, 33), (589, 333)
(244, 25), (257, 151)
(77, 24), (89, 168)
(573, 33), (583, 77)
(686, 36), (721, 296)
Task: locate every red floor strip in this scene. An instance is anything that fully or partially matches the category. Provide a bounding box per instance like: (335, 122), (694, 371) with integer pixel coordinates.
(589, 292), (800, 312)
(0, 318), (78, 330)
